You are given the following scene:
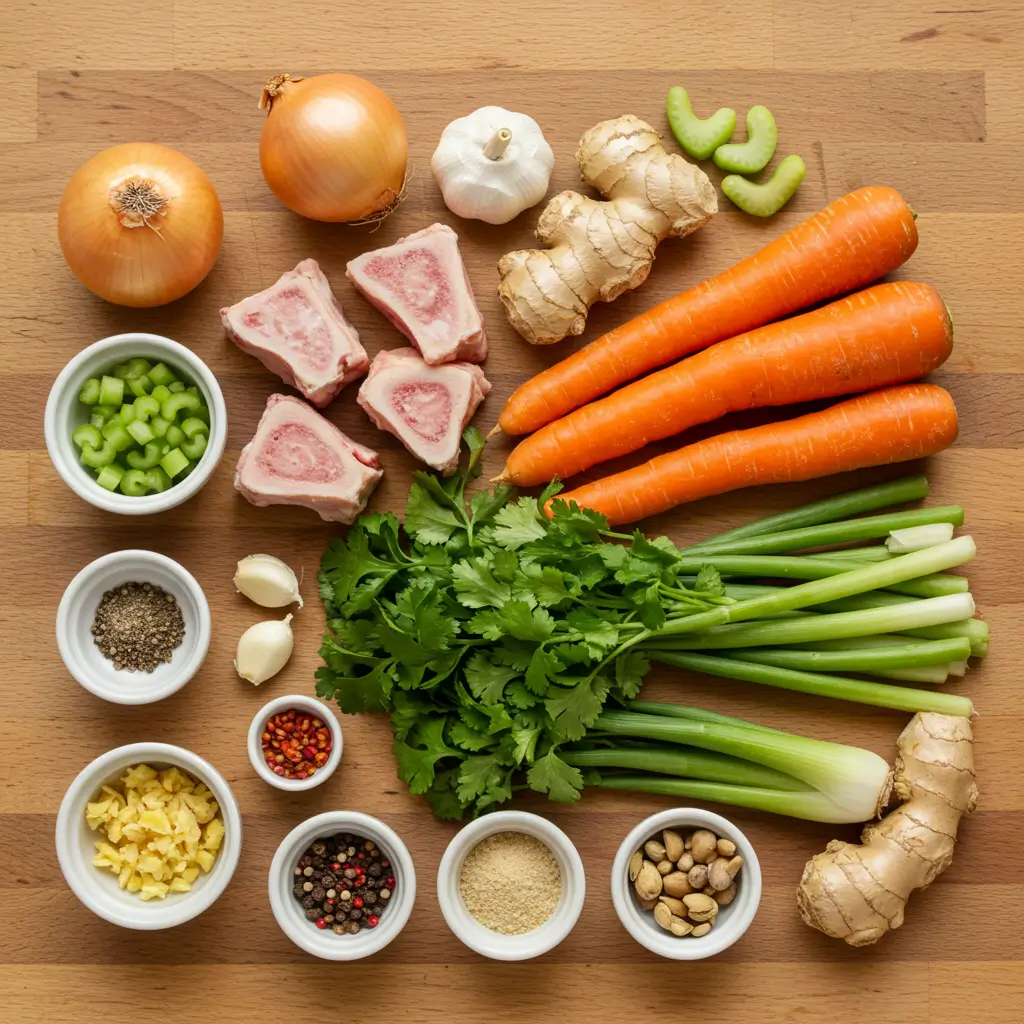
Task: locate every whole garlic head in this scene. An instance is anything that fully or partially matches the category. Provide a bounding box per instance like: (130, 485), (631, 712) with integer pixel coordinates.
(431, 106), (554, 225)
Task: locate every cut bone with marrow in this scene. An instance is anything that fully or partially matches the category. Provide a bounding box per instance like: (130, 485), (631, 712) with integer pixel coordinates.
(234, 394), (382, 523)
(220, 259), (369, 407)
(358, 347), (491, 474)
(346, 223), (487, 365)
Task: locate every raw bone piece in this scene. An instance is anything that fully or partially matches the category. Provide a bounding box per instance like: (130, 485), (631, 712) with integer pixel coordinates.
(358, 347), (491, 474)
(220, 259), (369, 407)
(346, 223), (487, 365)
(234, 394), (382, 523)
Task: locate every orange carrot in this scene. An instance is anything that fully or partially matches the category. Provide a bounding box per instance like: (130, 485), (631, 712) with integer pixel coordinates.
(499, 186), (918, 436)
(500, 281), (951, 486)
(552, 384), (958, 526)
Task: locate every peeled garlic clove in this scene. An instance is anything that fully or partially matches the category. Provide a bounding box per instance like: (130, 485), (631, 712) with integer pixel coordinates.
(234, 554), (302, 609)
(235, 614), (294, 685)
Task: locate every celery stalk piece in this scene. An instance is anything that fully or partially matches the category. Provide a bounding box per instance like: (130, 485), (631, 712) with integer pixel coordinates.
(90, 405), (119, 424)
(145, 467), (173, 492)
(194, 404), (210, 425)
(874, 664), (949, 684)
(168, 381), (186, 393)
(126, 419), (155, 446)
(561, 745), (807, 791)
(147, 362), (175, 387)
(80, 442), (117, 469)
(149, 416), (170, 438)
(652, 649), (973, 716)
(159, 448), (190, 478)
(180, 416), (208, 439)
(95, 463), (125, 491)
(126, 442), (165, 471)
(133, 396), (160, 421)
(594, 708), (892, 821)
(119, 469), (151, 496)
(728, 637), (970, 673)
(645, 593), (977, 650)
(119, 402), (137, 424)
(685, 506), (963, 557)
(806, 546), (893, 562)
(887, 523), (955, 553)
(72, 424), (102, 450)
(151, 384), (172, 404)
(128, 375), (152, 398)
(101, 420), (134, 452)
(162, 391), (201, 421)
(686, 476), (930, 549)
(124, 358), (151, 378)
(180, 432), (207, 460)
(111, 363), (129, 380)
(165, 425), (185, 448)
(98, 375), (124, 406)
(78, 378), (101, 405)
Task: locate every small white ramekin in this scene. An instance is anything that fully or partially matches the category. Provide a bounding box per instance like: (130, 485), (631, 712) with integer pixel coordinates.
(56, 742), (242, 930)
(44, 332), (227, 514)
(56, 550), (211, 705)
(248, 695), (343, 791)
(436, 810), (585, 961)
(611, 808), (762, 960)
(269, 811), (416, 960)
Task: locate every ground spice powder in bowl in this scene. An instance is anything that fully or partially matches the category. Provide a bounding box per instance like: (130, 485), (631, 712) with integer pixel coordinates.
(459, 831), (561, 935)
(437, 810), (586, 961)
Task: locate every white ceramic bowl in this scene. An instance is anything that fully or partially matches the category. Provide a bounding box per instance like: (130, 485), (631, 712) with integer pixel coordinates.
(56, 550), (211, 705)
(436, 810), (585, 961)
(44, 332), (227, 514)
(248, 695), (343, 791)
(56, 742), (242, 930)
(269, 811), (416, 960)
(611, 808), (762, 960)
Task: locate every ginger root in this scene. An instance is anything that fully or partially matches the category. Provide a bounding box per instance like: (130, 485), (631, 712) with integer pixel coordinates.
(497, 114), (717, 345)
(797, 712), (978, 946)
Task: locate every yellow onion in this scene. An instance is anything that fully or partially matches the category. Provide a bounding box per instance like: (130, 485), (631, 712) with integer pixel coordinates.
(57, 142), (223, 307)
(258, 73), (408, 223)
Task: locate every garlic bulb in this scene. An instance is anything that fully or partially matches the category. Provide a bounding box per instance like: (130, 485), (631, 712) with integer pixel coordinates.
(234, 554), (303, 608)
(235, 615), (294, 685)
(431, 106), (554, 225)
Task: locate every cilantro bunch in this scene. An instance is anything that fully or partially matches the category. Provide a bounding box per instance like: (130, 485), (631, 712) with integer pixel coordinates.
(315, 429), (728, 820)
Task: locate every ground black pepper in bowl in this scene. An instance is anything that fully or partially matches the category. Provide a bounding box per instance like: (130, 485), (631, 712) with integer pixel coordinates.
(291, 833), (396, 934)
(91, 581), (185, 672)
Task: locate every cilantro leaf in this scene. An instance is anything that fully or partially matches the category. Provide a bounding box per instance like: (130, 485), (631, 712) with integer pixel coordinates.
(315, 661), (393, 714)
(452, 556), (512, 608)
(525, 646), (563, 695)
(505, 680), (540, 709)
(470, 484), (515, 526)
(566, 608), (619, 651)
(511, 711), (546, 764)
(614, 651), (651, 699)
(393, 718), (461, 794)
(546, 499), (610, 542)
(464, 652), (519, 705)
(539, 478), (564, 505)
(467, 608), (505, 641)
(527, 750), (584, 803)
(404, 481), (462, 545)
(544, 677), (608, 741)
(695, 563), (726, 597)
(449, 720), (495, 751)
(499, 601), (555, 642)
(521, 563), (572, 607)
(456, 755), (504, 803)
(492, 497), (548, 550)
(425, 769), (466, 820)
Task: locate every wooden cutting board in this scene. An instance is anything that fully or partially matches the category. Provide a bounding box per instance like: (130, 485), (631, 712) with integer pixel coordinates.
(2, 2), (1022, 1021)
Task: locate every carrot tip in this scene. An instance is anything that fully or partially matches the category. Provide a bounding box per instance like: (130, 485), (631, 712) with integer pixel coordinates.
(487, 424), (503, 439)
(490, 472), (513, 484)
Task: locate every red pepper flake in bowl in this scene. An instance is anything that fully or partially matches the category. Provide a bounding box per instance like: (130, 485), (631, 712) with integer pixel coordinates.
(261, 708), (332, 780)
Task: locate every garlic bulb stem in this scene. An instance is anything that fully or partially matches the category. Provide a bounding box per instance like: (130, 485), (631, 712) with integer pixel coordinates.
(483, 128), (512, 160)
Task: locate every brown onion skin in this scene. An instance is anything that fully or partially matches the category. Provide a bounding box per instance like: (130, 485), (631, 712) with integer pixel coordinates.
(259, 74), (408, 223)
(57, 142), (223, 308)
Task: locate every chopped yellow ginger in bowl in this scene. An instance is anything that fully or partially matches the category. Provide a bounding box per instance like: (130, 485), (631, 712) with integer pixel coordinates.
(85, 762), (225, 900)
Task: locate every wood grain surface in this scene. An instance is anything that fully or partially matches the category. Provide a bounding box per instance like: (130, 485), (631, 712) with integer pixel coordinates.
(2, 2), (1023, 1021)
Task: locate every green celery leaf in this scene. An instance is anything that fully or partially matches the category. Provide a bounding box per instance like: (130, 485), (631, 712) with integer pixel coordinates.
(614, 651), (651, 699)
(452, 556), (512, 608)
(464, 652), (519, 704)
(393, 718), (461, 794)
(492, 496), (548, 549)
(527, 750), (584, 803)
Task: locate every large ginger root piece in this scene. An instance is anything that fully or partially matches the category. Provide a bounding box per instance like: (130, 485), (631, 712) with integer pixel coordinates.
(498, 115), (718, 345)
(797, 713), (977, 946)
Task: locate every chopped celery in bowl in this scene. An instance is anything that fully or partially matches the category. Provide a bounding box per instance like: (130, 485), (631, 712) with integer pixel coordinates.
(45, 333), (227, 515)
